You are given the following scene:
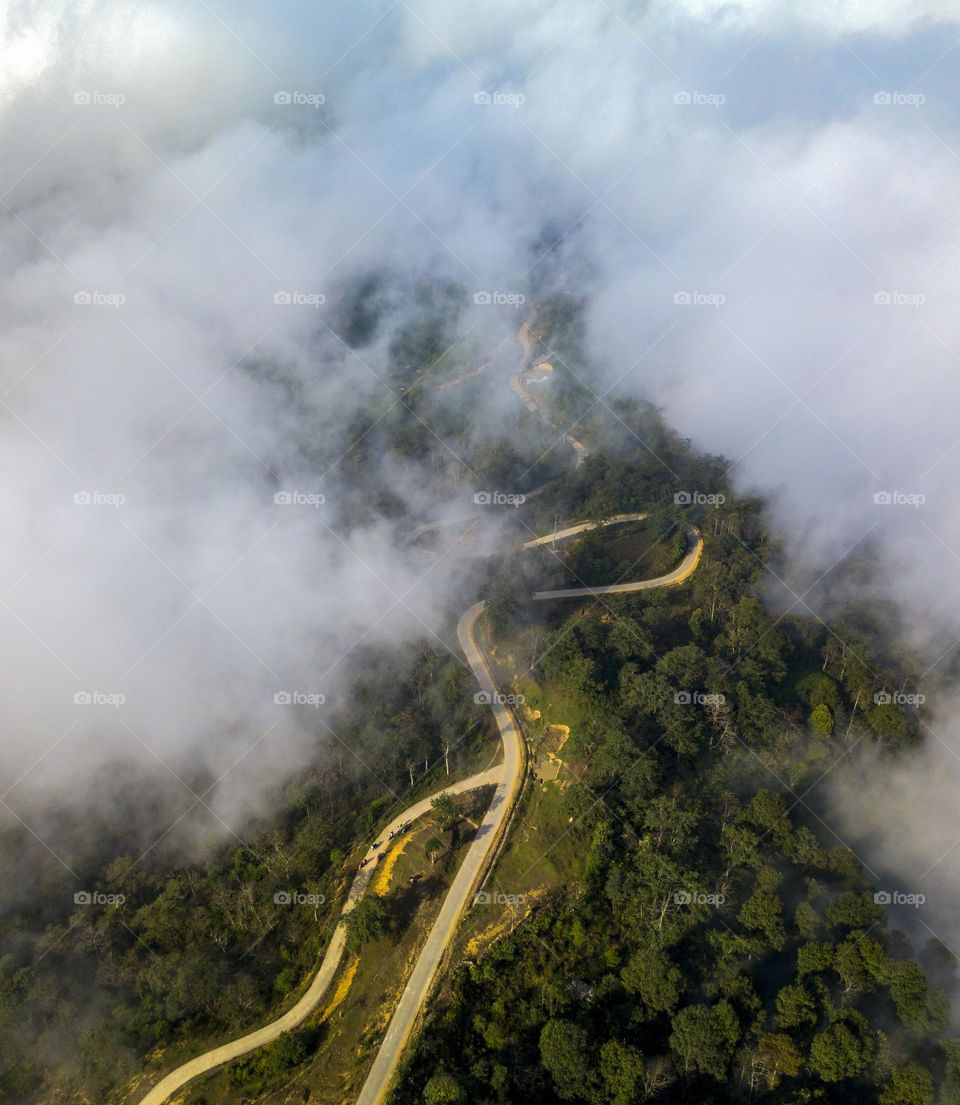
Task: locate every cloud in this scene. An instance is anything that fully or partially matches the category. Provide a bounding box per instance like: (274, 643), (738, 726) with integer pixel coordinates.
(0, 0), (532, 833)
(3, 0), (960, 942)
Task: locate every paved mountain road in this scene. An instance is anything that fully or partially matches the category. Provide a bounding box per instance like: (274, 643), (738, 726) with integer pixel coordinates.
(532, 523), (703, 601)
(135, 769), (502, 1105)
(354, 602), (525, 1105)
(521, 511), (649, 548)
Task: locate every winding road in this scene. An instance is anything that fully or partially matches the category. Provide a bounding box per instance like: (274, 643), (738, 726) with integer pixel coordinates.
(532, 523), (703, 601)
(134, 315), (704, 1105)
(513, 317), (590, 466)
(521, 511), (649, 548)
(355, 525), (702, 1103)
(135, 769), (502, 1105)
(355, 603), (525, 1105)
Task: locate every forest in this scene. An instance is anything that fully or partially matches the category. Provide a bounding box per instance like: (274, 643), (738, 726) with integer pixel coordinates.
(396, 480), (948, 1104)
(0, 287), (950, 1104)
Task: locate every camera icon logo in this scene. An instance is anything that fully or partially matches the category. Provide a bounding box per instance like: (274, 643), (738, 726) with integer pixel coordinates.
(274, 692), (292, 705)
(873, 491), (892, 505)
(74, 291), (92, 305)
(473, 291), (492, 305)
(273, 291), (292, 305)
(874, 91), (892, 105)
(674, 491), (692, 505)
(874, 291), (892, 305)
(474, 691), (493, 705)
(274, 491), (293, 505)
(74, 891), (92, 904)
(473, 91), (492, 105)
(274, 890), (292, 904)
(274, 91), (292, 105)
(673, 91), (692, 105)
(74, 91), (92, 105)
(673, 291), (691, 305)
(73, 491), (92, 505)
(73, 691), (92, 705)
(874, 890), (892, 904)
(674, 890), (691, 904)
(674, 691), (692, 705)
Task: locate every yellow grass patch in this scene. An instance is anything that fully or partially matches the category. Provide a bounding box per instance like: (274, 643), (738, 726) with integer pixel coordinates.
(464, 887), (547, 957)
(465, 919), (511, 958)
(547, 723), (570, 751)
(522, 705), (541, 721)
(319, 956), (359, 1023)
(374, 831), (414, 896)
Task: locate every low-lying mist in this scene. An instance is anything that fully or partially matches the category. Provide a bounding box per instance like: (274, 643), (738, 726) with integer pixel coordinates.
(4, 0), (960, 958)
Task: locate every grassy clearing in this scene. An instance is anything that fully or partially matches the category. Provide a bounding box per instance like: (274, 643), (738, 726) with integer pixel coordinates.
(449, 658), (588, 968)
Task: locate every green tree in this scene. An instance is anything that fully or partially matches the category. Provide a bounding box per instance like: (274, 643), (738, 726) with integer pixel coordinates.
(430, 793), (462, 832)
(342, 895), (389, 953)
(796, 940), (834, 976)
(423, 1072), (467, 1105)
(939, 1039), (960, 1105)
(600, 1040), (645, 1105)
(866, 703), (908, 742)
(669, 1001), (740, 1080)
(889, 961), (948, 1036)
(540, 1019), (596, 1100)
(808, 1019), (873, 1082)
(879, 1062), (934, 1105)
(744, 789), (787, 831)
(794, 902), (822, 940)
(621, 945), (684, 1014)
(776, 982), (818, 1028)
(825, 890), (883, 930)
(755, 1033), (803, 1088)
(809, 703), (834, 735)
(738, 888), (786, 950)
